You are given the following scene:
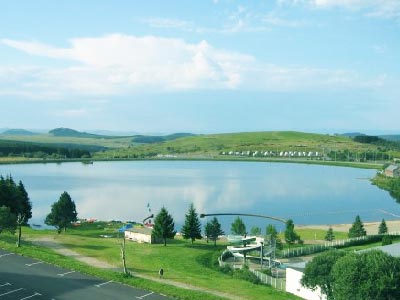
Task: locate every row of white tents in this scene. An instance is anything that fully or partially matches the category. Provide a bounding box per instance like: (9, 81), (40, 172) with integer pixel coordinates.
(221, 150), (321, 157)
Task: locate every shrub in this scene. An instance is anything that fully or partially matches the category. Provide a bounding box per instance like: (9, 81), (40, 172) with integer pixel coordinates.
(382, 235), (393, 246)
(233, 266), (261, 285)
(219, 264), (234, 275)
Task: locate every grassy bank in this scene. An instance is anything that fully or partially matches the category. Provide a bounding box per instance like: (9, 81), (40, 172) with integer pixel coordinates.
(0, 224), (299, 300)
(0, 154), (384, 170)
(372, 173), (400, 203)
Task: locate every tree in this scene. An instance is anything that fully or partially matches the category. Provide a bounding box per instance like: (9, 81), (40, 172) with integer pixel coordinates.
(0, 206), (16, 235)
(301, 249), (347, 300)
(16, 181), (32, 225)
(0, 176), (32, 224)
(379, 218), (388, 234)
(348, 215), (367, 238)
(332, 250), (400, 300)
(250, 226), (262, 236)
(325, 227), (335, 241)
(152, 207), (176, 246)
(204, 217), (225, 246)
(265, 224), (282, 250)
(284, 219), (299, 246)
(181, 203), (202, 244)
(45, 191), (77, 233)
(231, 216), (246, 235)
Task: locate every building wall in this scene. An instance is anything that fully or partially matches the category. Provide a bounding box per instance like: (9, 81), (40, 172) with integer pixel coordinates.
(125, 231), (152, 243)
(286, 268), (326, 300)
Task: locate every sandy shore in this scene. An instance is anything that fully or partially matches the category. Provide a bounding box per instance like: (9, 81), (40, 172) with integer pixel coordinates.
(297, 220), (400, 235)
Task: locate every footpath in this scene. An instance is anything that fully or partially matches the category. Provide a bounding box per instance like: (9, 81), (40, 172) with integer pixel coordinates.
(32, 237), (240, 300)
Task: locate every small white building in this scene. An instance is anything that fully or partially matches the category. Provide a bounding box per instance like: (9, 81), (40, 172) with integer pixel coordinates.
(384, 165), (400, 178)
(286, 263), (327, 300)
(125, 227), (158, 244)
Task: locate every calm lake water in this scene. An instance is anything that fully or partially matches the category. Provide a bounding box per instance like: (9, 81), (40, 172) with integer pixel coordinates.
(1, 161), (399, 232)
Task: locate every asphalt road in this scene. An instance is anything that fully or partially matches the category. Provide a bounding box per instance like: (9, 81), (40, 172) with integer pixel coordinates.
(0, 249), (171, 300)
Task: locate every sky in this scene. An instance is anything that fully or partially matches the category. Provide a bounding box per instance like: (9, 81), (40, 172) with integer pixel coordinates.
(1, 0), (399, 135)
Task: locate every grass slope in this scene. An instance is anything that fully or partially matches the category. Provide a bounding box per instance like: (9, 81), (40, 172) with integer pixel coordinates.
(95, 131), (385, 158)
(0, 224), (300, 300)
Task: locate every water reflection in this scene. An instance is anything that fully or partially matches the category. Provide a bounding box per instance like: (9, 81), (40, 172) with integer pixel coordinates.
(0, 161), (398, 232)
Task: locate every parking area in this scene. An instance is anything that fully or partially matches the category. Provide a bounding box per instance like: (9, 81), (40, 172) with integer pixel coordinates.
(0, 249), (170, 300)
(0, 281), (45, 300)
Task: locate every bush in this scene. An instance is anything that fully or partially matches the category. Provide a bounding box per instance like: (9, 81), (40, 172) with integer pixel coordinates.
(260, 268), (272, 276)
(219, 264), (234, 275)
(233, 266), (261, 285)
(382, 235), (393, 246)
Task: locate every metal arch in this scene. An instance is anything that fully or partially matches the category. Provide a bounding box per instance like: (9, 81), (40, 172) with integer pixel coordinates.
(199, 213), (287, 224)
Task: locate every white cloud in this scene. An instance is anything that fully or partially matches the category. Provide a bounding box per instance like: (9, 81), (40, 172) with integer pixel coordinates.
(278, 0), (400, 19)
(140, 17), (194, 31)
(263, 11), (309, 27)
(0, 33), (383, 98)
(312, 0), (400, 19)
(1, 34), (254, 96)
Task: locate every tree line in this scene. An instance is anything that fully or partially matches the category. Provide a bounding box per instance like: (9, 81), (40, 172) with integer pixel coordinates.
(0, 139), (92, 159)
(0, 175), (32, 246)
(302, 248), (400, 300)
(0, 174), (78, 245)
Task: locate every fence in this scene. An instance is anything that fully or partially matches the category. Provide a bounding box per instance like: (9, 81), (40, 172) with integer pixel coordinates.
(279, 232), (400, 258)
(249, 269), (285, 291)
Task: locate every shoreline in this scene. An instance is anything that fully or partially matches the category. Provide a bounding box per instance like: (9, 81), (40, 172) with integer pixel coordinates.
(297, 220), (400, 235)
(0, 156), (384, 170)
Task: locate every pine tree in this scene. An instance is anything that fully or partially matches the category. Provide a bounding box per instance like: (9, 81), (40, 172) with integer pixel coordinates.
(0, 206), (17, 234)
(0, 176), (32, 224)
(231, 216), (246, 235)
(266, 224), (283, 250)
(348, 215), (367, 238)
(17, 181), (32, 225)
(152, 207), (176, 246)
(45, 191), (77, 233)
(250, 226), (262, 236)
(378, 218), (388, 234)
(325, 227), (335, 241)
(181, 203), (202, 244)
(284, 219), (300, 246)
(204, 217), (224, 246)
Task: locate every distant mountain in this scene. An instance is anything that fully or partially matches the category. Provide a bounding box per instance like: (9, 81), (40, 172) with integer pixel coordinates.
(49, 128), (102, 138)
(2, 129), (38, 136)
(133, 133), (197, 144)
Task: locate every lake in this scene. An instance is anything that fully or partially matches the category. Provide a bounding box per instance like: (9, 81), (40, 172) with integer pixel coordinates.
(1, 160), (399, 232)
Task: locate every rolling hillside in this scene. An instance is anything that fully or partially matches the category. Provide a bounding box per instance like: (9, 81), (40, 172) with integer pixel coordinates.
(2, 129), (399, 163)
(94, 131), (400, 161)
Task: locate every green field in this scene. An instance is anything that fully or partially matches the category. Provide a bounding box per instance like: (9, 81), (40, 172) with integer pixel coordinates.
(0, 224), (300, 300)
(2, 130), (399, 167)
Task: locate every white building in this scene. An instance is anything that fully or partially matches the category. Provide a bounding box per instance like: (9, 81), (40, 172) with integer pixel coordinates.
(286, 262), (327, 300)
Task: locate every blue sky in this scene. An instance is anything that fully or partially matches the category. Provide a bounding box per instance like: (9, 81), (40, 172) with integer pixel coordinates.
(1, 0), (399, 134)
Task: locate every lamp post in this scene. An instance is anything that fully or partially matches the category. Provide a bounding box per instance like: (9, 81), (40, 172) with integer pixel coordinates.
(200, 213), (286, 224)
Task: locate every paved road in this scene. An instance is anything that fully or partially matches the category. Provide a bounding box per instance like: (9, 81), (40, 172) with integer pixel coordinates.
(0, 249), (171, 300)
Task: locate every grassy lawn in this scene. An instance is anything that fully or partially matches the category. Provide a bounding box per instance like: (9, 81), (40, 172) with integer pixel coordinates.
(0, 224), (300, 300)
(294, 228), (348, 241)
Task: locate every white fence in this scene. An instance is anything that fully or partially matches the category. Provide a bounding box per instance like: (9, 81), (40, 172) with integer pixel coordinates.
(249, 269), (285, 291)
(280, 232), (400, 258)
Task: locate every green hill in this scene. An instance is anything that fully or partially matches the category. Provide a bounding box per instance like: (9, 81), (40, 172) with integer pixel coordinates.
(95, 131), (400, 162)
(132, 133), (196, 143)
(49, 128), (102, 138)
(2, 129), (38, 136)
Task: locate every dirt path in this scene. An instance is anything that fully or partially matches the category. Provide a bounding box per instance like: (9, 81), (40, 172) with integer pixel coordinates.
(31, 236), (241, 300)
